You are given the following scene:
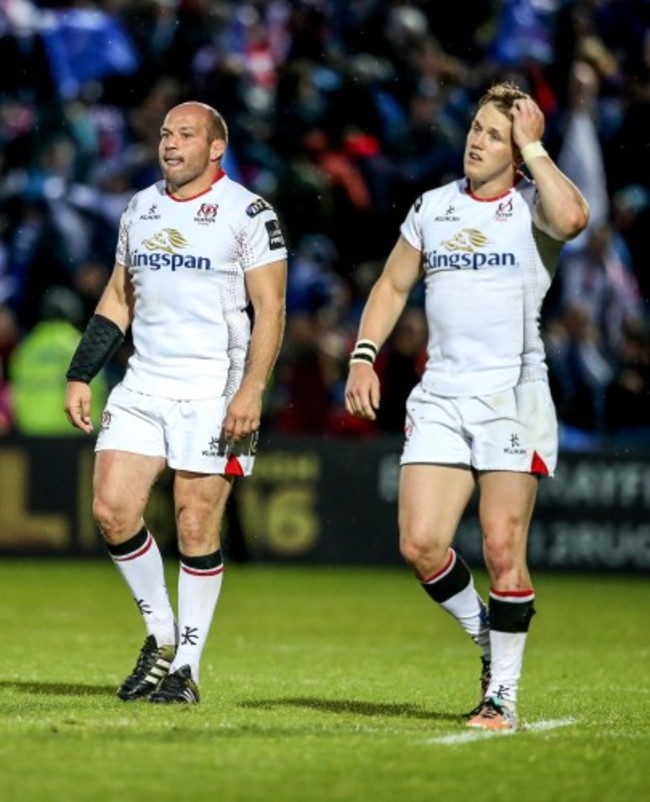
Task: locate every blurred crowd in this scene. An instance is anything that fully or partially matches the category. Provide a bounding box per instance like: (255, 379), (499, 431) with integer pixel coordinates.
(1, 0), (649, 448)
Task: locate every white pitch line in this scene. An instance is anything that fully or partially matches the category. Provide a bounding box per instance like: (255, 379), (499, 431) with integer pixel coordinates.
(423, 717), (577, 745)
(527, 717), (577, 732)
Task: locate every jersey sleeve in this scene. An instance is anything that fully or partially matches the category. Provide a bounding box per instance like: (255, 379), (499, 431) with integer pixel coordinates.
(240, 198), (288, 271)
(399, 196), (424, 252)
(114, 201), (134, 267)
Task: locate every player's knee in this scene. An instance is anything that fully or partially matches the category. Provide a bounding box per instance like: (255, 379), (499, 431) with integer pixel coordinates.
(176, 508), (218, 553)
(399, 530), (445, 570)
(483, 517), (527, 555)
(483, 532), (526, 580)
(92, 496), (132, 543)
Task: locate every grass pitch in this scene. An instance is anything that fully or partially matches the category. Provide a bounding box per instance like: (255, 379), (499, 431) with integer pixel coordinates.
(0, 560), (648, 802)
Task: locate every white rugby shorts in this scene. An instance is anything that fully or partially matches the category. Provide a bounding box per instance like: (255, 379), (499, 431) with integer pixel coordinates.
(401, 380), (557, 476)
(95, 384), (257, 476)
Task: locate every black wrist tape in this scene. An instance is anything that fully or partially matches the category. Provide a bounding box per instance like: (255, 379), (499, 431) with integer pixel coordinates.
(66, 314), (124, 383)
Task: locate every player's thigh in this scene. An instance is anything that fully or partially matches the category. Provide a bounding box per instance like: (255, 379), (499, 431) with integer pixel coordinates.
(93, 449), (166, 523)
(477, 471), (538, 556)
(399, 464), (475, 550)
(173, 471), (234, 553)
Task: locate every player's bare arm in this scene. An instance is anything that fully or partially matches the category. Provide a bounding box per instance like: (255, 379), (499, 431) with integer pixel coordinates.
(345, 236), (422, 420)
(511, 99), (590, 242)
(223, 259), (287, 440)
(94, 262), (135, 330)
(64, 263), (133, 433)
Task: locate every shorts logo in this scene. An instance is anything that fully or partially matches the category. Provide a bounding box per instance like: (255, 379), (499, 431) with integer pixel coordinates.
(201, 432), (259, 458)
(203, 435), (226, 458)
(265, 219), (285, 250)
(504, 433), (526, 455)
(100, 410), (112, 431)
(246, 198), (272, 217)
(194, 203), (218, 225)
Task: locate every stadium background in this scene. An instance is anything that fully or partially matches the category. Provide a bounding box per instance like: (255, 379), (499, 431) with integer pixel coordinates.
(1, 0), (649, 571)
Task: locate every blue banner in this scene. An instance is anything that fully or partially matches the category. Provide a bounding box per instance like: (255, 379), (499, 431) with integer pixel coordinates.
(42, 9), (139, 99)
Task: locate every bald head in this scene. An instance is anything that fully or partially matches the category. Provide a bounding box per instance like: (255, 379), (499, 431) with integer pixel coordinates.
(167, 102), (229, 145)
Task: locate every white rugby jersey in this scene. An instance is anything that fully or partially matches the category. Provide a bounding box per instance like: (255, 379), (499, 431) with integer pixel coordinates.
(115, 171), (287, 399)
(400, 175), (563, 397)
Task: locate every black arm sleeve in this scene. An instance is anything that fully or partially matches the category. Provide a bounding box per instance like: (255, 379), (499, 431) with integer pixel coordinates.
(66, 314), (125, 383)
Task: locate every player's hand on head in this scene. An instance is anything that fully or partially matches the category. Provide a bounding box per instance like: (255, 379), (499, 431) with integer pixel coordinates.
(345, 363), (380, 420)
(64, 381), (94, 433)
(511, 98), (545, 151)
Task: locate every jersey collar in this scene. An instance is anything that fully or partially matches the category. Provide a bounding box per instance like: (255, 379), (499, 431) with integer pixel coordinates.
(464, 170), (524, 202)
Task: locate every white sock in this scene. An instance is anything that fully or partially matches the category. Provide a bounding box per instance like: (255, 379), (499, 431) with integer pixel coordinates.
(108, 528), (176, 647)
(423, 549), (490, 656)
(485, 630), (528, 705)
(486, 589), (536, 705)
(440, 586), (490, 654)
(171, 554), (224, 682)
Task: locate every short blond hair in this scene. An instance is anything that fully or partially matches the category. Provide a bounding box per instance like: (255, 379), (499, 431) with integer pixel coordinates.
(478, 82), (531, 118)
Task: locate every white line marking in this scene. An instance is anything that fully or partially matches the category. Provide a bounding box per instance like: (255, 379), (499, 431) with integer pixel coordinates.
(527, 717), (577, 732)
(423, 717), (577, 745)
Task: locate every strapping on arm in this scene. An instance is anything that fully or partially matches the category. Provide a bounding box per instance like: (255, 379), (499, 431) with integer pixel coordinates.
(66, 314), (124, 383)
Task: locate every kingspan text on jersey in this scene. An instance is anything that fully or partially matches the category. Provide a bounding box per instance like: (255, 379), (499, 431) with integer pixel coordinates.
(131, 251), (213, 271)
(423, 251), (517, 270)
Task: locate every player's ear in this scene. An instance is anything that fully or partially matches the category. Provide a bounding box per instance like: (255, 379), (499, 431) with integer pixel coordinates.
(210, 138), (226, 163)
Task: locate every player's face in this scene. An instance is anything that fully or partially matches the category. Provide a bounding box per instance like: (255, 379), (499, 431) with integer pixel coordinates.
(159, 105), (226, 197)
(464, 102), (517, 197)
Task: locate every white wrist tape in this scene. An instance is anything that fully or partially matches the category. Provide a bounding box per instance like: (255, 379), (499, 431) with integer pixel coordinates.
(520, 141), (547, 164)
(350, 339), (378, 365)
